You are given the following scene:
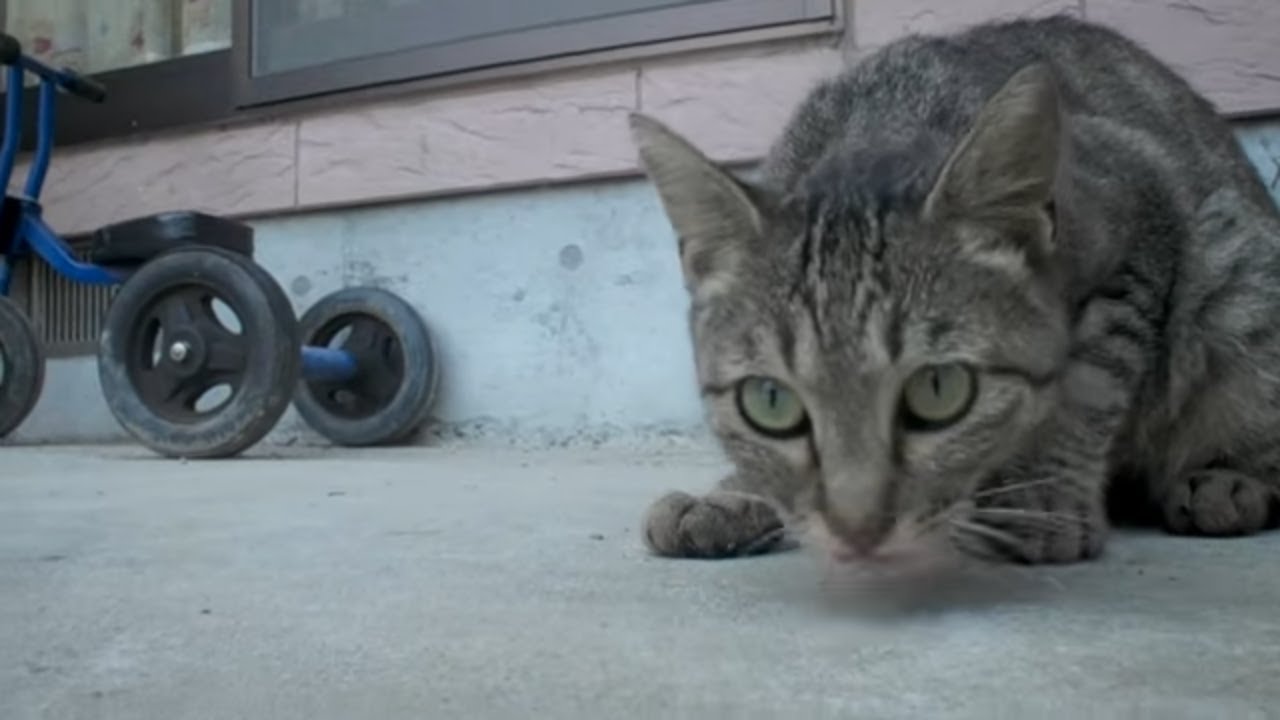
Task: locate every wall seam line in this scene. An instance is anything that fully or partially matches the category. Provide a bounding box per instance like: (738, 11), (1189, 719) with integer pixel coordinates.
(292, 119), (303, 207)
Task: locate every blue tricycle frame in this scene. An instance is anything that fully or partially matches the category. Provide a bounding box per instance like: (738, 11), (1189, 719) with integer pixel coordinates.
(0, 45), (357, 380)
(0, 33), (439, 458)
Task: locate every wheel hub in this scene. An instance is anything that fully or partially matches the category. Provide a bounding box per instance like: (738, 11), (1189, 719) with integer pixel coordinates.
(126, 283), (252, 423)
(163, 329), (208, 379)
(304, 315), (404, 421)
(168, 340), (191, 363)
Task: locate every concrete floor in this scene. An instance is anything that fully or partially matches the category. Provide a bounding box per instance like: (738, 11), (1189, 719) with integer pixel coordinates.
(2, 444), (1278, 719)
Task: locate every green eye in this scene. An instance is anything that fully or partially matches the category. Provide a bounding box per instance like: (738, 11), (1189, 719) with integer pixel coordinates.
(736, 376), (809, 437)
(901, 364), (977, 430)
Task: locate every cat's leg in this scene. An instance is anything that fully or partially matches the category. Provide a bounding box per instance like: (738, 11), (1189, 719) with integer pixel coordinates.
(643, 476), (789, 559)
(1153, 190), (1280, 537)
(969, 411), (1111, 564)
(970, 270), (1158, 564)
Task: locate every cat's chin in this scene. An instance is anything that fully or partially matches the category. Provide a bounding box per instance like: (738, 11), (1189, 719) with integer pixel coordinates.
(825, 542), (958, 577)
(802, 516), (963, 588)
(807, 548), (981, 612)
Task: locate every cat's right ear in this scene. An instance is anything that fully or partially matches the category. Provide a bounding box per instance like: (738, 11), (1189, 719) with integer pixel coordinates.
(629, 113), (762, 294)
(924, 63), (1061, 236)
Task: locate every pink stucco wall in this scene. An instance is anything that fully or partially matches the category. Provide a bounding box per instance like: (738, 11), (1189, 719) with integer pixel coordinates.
(19, 0), (1280, 235)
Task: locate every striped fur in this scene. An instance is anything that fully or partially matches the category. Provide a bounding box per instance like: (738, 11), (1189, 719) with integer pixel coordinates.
(633, 15), (1280, 567)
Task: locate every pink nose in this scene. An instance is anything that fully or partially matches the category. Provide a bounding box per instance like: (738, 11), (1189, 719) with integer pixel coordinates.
(841, 527), (887, 557)
(824, 514), (892, 558)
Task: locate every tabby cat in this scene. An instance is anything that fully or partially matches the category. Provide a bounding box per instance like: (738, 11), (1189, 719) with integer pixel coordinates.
(630, 15), (1280, 567)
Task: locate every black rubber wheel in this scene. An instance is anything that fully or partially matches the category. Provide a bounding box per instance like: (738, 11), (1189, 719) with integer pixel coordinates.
(97, 246), (300, 458)
(0, 295), (45, 439)
(293, 287), (438, 446)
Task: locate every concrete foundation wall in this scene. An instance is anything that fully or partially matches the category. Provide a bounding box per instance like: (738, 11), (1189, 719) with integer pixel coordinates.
(12, 179), (706, 448)
(10, 121), (1280, 448)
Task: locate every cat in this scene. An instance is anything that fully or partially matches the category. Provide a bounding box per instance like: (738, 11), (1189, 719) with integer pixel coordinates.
(629, 14), (1280, 567)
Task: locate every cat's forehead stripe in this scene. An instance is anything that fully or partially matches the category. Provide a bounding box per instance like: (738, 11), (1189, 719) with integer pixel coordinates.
(885, 302), (905, 360)
(861, 309), (893, 367)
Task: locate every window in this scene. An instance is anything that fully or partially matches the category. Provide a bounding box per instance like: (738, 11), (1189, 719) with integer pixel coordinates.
(2, 0), (838, 147)
(1, 0), (235, 148)
(3, 1), (230, 77)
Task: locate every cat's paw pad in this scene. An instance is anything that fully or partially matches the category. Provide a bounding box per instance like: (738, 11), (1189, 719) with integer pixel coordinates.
(642, 490), (785, 559)
(1162, 470), (1270, 536)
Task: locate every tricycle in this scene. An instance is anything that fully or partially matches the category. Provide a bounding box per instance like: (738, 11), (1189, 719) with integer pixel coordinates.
(0, 33), (439, 458)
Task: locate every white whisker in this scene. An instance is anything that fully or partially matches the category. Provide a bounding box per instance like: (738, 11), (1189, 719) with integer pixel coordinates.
(950, 518), (1023, 551)
(971, 477), (1057, 499)
(970, 507), (1083, 529)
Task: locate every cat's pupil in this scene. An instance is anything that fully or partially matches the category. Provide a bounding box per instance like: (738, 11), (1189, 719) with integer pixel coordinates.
(930, 371), (942, 398)
(767, 385), (779, 408)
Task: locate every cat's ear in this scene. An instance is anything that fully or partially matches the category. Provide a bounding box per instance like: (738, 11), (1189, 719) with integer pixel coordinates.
(629, 113), (762, 294)
(925, 63), (1062, 225)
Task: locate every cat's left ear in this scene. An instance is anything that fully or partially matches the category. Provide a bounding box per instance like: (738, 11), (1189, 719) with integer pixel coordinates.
(629, 113), (762, 295)
(924, 63), (1062, 233)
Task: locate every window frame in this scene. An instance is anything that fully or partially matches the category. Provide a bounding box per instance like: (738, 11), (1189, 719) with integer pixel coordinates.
(234, 0), (838, 107)
(2, 0), (841, 151)
(8, 49), (235, 151)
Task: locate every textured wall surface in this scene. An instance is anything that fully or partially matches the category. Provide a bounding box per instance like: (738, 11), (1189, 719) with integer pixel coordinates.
(11, 120), (1280, 447)
(11, 0), (1279, 237)
(853, 0), (1082, 47)
(1087, 0), (1280, 117)
(295, 71), (641, 207)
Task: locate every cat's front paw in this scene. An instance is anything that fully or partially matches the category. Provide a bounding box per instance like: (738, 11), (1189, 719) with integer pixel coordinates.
(967, 479), (1107, 564)
(1162, 469), (1272, 536)
(642, 490), (785, 559)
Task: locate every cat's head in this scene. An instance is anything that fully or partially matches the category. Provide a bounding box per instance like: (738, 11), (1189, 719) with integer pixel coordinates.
(631, 64), (1073, 563)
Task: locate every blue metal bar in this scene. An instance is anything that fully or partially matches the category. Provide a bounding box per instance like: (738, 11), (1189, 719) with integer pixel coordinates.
(23, 80), (56, 199)
(17, 56), (104, 103)
(17, 55), (63, 84)
(0, 64), (27, 264)
(300, 346), (360, 383)
(22, 213), (122, 286)
(0, 63), (24, 199)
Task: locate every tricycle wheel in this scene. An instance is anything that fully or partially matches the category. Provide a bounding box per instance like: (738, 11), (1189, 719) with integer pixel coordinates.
(97, 246), (300, 458)
(294, 287), (438, 446)
(0, 295), (45, 439)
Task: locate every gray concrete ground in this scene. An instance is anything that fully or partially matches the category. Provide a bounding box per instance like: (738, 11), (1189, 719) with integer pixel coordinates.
(2, 444), (1278, 719)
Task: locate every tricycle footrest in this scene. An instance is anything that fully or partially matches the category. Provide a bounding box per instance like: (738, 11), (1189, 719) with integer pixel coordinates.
(83, 211), (254, 267)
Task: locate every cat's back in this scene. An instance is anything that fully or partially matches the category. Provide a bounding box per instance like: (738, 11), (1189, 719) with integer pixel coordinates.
(761, 14), (1260, 205)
